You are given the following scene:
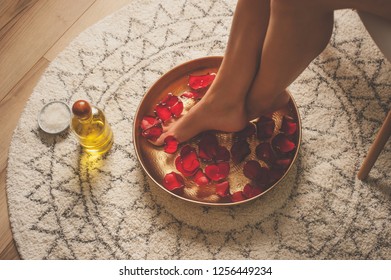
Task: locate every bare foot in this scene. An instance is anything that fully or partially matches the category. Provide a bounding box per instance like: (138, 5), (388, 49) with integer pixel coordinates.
(246, 89), (291, 121)
(155, 91), (247, 146)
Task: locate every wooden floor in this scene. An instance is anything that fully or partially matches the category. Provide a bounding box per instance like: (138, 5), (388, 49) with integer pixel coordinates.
(0, 0), (134, 260)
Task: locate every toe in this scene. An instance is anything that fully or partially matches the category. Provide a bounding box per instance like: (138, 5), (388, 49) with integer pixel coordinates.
(152, 133), (166, 146)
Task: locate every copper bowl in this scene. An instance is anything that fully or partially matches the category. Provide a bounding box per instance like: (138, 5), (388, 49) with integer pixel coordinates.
(133, 56), (301, 206)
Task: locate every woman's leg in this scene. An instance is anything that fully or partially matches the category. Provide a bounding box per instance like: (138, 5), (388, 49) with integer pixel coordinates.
(156, 0), (391, 145)
(246, 0), (391, 119)
(352, 0), (391, 21)
(155, 0), (271, 145)
(246, 0), (334, 119)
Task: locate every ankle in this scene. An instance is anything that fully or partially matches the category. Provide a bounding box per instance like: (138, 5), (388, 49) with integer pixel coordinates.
(203, 89), (245, 111)
(246, 90), (290, 120)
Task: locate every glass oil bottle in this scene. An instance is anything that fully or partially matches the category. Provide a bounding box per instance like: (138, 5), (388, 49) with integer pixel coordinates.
(71, 100), (113, 155)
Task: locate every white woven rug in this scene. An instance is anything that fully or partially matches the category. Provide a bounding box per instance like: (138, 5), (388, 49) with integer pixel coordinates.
(6, 0), (391, 259)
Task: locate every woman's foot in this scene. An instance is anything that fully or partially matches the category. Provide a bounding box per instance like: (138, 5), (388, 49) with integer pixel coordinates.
(155, 91), (248, 146)
(246, 89), (291, 121)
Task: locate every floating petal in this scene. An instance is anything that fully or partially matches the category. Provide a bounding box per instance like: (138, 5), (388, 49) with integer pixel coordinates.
(198, 132), (218, 161)
(193, 169), (210, 186)
(215, 146), (230, 162)
(141, 125), (163, 141)
(231, 191), (245, 202)
(154, 103), (172, 122)
(255, 142), (275, 163)
(275, 158), (292, 170)
(164, 136), (179, 154)
(205, 162), (230, 181)
(161, 93), (178, 107)
(180, 145), (200, 173)
(272, 133), (296, 153)
(175, 156), (198, 177)
(256, 116), (275, 140)
(170, 101), (183, 118)
(188, 73), (216, 90)
(243, 184), (263, 198)
(243, 160), (261, 180)
(140, 115), (161, 131)
(280, 115), (297, 135)
(163, 172), (185, 191)
(215, 181), (230, 197)
(230, 140), (251, 164)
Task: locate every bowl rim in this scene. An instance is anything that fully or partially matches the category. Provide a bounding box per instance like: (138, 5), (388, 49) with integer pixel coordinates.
(133, 56), (302, 206)
(37, 100), (71, 134)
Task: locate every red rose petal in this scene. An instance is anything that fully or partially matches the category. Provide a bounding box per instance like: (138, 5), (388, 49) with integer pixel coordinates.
(231, 191), (246, 202)
(188, 73), (216, 90)
(181, 91), (201, 99)
(234, 123), (256, 139)
(170, 101), (183, 118)
(161, 93), (178, 107)
(175, 156), (185, 174)
(205, 162), (230, 181)
(180, 145), (200, 173)
(251, 187), (263, 197)
(230, 140), (251, 164)
(180, 144), (195, 157)
(243, 184), (262, 198)
(280, 115), (297, 135)
(154, 103), (172, 122)
(216, 162), (230, 179)
(243, 160), (261, 180)
(256, 116), (275, 140)
(242, 184), (253, 198)
(182, 155), (200, 173)
(163, 172), (184, 191)
(275, 158), (292, 170)
(140, 115), (161, 131)
(193, 169), (210, 186)
(215, 181), (230, 197)
(255, 142), (275, 163)
(164, 136), (179, 154)
(159, 93), (183, 118)
(244, 162), (271, 186)
(205, 165), (220, 180)
(269, 167), (285, 183)
(272, 133), (296, 153)
(215, 146), (230, 162)
(175, 156), (197, 177)
(198, 133), (218, 161)
(141, 125), (163, 141)
(255, 166), (270, 185)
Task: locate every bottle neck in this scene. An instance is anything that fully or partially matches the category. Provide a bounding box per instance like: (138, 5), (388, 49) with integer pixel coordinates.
(75, 112), (93, 123)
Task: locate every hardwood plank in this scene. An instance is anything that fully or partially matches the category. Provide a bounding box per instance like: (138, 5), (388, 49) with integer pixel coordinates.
(45, 0), (133, 61)
(0, 0), (39, 39)
(0, 58), (49, 260)
(0, 58), (49, 171)
(0, 0), (95, 102)
(0, 240), (20, 260)
(0, 168), (19, 260)
(0, 0), (36, 30)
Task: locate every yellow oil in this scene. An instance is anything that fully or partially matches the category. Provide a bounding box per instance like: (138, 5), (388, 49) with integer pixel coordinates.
(71, 106), (113, 155)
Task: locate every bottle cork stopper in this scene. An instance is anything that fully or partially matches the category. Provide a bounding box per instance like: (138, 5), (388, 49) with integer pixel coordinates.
(72, 100), (92, 119)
